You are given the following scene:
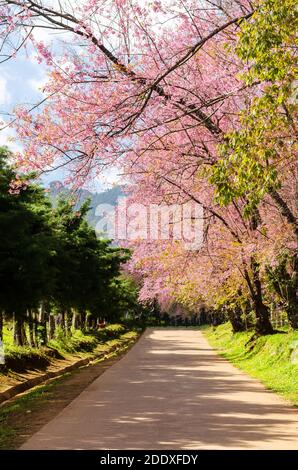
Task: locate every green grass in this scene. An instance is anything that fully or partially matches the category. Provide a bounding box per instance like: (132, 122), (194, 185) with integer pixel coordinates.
(2, 344), (52, 373)
(1, 323), (136, 374)
(48, 329), (99, 354)
(204, 323), (298, 405)
(0, 374), (71, 449)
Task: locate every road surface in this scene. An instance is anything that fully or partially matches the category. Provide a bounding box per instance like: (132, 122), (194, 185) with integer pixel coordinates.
(21, 328), (298, 449)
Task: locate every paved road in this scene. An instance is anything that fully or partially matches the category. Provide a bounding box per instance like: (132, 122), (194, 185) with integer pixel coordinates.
(21, 329), (298, 449)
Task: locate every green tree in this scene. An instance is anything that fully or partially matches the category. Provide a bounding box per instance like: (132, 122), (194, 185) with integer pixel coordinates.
(266, 252), (298, 329)
(50, 197), (130, 329)
(211, 0), (297, 228)
(210, 0), (297, 332)
(105, 275), (141, 322)
(0, 147), (56, 345)
(0, 149), (141, 344)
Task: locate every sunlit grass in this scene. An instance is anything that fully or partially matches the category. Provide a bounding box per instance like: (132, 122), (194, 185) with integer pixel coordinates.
(1, 323), (137, 373)
(204, 323), (298, 405)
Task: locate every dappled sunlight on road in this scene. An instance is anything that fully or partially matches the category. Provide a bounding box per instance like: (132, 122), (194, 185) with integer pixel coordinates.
(21, 329), (298, 450)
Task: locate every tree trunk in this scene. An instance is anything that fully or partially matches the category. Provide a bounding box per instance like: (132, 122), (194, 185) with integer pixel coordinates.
(228, 307), (245, 333)
(287, 302), (298, 330)
(285, 255), (298, 329)
(48, 315), (56, 340)
(270, 189), (298, 239)
(72, 312), (77, 330)
(21, 320), (28, 346)
(85, 313), (90, 331)
(251, 259), (274, 335)
(39, 302), (48, 346)
(54, 314), (62, 335)
(242, 299), (253, 330)
(78, 312), (83, 330)
(60, 311), (66, 333)
(254, 300), (273, 335)
(65, 310), (71, 335)
(0, 311), (3, 342)
(27, 309), (36, 347)
(13, 314), (25, 346)
(34, 310), (39, 346)
(72, 311), (82, 331)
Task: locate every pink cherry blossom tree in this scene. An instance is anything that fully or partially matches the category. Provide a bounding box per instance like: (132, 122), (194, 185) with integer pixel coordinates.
(0, 1), (296, 334)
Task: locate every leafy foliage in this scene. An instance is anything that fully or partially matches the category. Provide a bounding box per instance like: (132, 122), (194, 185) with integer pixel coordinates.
(211, 0), (297, 215)
(0, 1), (297, 335)
(0, 147), (141, 345)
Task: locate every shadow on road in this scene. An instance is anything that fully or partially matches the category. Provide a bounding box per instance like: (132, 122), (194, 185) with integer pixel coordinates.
(20, 329), (298, 450)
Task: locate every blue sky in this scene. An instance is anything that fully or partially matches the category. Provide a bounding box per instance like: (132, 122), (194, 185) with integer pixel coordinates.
(0, 30), (120, 193)
(0, 51), (46, 151)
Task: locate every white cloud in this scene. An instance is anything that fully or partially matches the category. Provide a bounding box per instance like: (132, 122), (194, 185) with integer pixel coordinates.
(93, 167), (122, 190)
(28, 75), (48, 93)
(31, 19), (74, 46)
(0, 77), (11, 105)
(32, 26), (53, 45)
(0, 122), (22, 153)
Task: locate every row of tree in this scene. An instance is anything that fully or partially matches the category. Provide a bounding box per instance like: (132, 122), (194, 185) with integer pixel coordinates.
(113, 0), (298, 335)
(0, 0), (297, 336)
(0, 148), (139, 346)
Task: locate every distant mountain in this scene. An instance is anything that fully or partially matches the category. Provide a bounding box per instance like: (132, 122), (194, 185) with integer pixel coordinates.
(49, 181), (124, 233)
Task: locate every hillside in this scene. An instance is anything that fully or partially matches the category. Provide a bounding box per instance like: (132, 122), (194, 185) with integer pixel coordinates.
(49, 181), (124, 233)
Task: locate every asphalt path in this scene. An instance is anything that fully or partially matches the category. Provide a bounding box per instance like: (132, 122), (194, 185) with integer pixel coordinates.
(21, 328), (298, 449)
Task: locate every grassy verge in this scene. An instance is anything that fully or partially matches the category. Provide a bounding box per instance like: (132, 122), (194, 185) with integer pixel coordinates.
(0, 375), (67, 448)
(204, 323), (298, 406)
(1, 324), (131, 374)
